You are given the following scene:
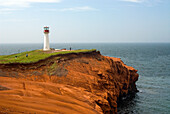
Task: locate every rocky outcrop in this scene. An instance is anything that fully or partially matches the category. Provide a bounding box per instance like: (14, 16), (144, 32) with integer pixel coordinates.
(0, 51), (139, 114)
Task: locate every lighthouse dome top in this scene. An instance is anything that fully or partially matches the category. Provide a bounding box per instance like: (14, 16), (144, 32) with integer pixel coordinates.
(44, 26), (49, 30)
(44, 26), (49, 33)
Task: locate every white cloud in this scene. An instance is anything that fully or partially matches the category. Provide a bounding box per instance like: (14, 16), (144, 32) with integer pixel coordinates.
(120, 0), (162, 4)
(120, 0), (163, 7)
(0, 0), (61, 7)
(44, 6), (98, 12)
(60, 6), (98, 12)
(0, 8), (18, 14)
(120, 0), (144, 3)
(0, 18), (39, 22)
(0, 0), (61, 14)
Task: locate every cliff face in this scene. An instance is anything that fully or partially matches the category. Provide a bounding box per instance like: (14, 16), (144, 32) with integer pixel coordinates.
(0, 51), (139, 114)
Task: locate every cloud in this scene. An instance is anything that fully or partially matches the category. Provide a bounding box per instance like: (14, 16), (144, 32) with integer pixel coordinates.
(120, 0), (144, 3)
(0, 8), (18, 14)
(0, 0), (61, 14)
(0, 0), (61, 7)
(120, 0), (162, 4)
(44, 6), (98, 12)
(120, 0), (163, 7)
(60, 6), (98, 12)
(0, 18), (39, 22)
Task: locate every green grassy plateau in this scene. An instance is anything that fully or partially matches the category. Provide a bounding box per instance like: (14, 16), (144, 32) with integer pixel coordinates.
(0, 49), (96, 64)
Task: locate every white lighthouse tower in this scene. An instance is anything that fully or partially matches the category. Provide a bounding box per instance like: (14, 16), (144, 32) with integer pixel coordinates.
(43, 26), (50, 51)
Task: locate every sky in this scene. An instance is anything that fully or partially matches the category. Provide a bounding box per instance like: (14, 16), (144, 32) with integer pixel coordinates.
(0, 0), (170, 43)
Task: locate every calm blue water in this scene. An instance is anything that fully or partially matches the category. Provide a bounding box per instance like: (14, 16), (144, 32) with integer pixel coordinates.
(0, 43), (170, 114)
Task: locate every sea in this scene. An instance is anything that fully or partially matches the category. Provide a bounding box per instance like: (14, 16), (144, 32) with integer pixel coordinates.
(0, 43), (170, 114)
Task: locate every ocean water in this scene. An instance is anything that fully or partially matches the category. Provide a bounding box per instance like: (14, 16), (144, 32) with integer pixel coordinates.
(0, 43), (170, 114)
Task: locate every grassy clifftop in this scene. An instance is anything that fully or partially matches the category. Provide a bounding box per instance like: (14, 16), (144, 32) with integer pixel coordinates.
(0, 49), (96, 64)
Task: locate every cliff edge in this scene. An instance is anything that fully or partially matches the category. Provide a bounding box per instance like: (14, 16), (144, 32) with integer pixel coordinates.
(0, 51), (139, 114)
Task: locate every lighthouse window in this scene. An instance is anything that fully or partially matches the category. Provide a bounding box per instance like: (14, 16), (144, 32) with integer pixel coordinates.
(44, 27), (49, 30)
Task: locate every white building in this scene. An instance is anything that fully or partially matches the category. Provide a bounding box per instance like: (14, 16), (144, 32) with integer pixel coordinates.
(43, 26), (50, 51)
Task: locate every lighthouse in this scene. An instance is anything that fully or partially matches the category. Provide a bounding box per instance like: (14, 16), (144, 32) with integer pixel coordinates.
(43, 26), (50, 51)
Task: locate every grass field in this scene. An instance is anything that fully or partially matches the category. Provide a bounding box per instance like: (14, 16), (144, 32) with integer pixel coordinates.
(0, 49), (96, 64)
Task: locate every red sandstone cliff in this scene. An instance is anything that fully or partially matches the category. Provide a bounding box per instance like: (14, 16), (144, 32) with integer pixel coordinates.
(0, 51), (139, 114)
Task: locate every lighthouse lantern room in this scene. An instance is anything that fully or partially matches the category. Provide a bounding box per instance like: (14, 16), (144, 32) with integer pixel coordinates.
(43, 26), (50, 51)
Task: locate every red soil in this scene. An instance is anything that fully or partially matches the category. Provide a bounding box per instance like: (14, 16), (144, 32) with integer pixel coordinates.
(0, 51), (139, 114)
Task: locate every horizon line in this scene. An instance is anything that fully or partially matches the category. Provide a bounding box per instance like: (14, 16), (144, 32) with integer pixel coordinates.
(0, 42), (170, 44)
